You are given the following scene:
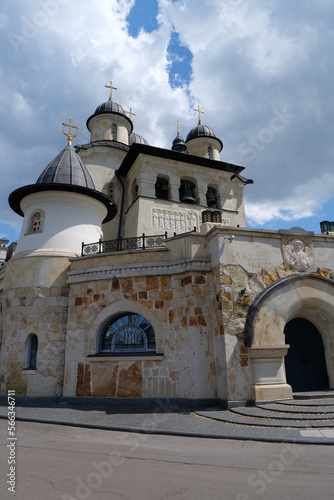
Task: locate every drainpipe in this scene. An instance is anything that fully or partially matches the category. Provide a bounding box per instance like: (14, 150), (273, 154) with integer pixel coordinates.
(115, 170), (125, 249)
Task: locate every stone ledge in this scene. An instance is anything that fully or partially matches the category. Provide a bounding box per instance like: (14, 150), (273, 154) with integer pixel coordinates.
(86, 355), (164, 362)
(67, 260), (211, 283)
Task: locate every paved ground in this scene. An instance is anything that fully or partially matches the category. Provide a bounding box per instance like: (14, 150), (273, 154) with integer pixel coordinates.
(1, 394), (334, 445)
(2, 419), (334, 500)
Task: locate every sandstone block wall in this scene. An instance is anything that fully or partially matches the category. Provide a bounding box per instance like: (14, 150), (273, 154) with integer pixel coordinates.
(64, 271), (220, 399)
(0, 286), (69, 396)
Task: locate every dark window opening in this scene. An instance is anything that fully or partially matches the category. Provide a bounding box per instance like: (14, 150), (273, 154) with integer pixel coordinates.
(25, 334), (38, 369)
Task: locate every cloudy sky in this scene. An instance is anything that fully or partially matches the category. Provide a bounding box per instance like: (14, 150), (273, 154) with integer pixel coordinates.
(1, 0), (334, 243)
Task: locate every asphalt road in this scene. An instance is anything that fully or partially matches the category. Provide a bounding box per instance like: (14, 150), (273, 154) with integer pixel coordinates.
(1, 419), (333, 500)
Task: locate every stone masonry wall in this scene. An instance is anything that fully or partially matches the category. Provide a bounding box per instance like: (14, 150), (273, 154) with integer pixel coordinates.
(214, 263), (334, 401)
(0, 286), (69, 396)
(65, 270), (218, 399)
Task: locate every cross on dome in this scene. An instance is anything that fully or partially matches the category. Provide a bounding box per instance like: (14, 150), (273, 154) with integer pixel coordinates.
(194, 105), (204, 124)
(105, 81), (117, 100)
(174, 119), (182, 135)
(62, 118), (79, 145)
(125, 107), (137, 121)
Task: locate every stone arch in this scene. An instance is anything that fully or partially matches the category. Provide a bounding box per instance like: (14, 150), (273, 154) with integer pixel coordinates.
(92, 299), (163, 353)
(245, 274), (334, 400)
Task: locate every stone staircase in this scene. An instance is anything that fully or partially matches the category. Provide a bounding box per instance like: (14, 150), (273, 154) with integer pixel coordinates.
(196, 394), (334, 440)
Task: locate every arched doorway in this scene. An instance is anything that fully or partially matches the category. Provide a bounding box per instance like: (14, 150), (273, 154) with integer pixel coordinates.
(284, 318), (329, 392)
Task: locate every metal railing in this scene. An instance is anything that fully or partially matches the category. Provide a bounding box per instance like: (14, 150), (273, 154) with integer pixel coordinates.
(82, 232), (168, 256)
(320, 221), (334, 234)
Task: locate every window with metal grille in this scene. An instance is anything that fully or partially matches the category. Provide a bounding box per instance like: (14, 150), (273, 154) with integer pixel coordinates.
(111, 124), (117, 140)
(100, 313), (156, 353)
(27, 211), (44, 234)
(202, 210), (222, 223)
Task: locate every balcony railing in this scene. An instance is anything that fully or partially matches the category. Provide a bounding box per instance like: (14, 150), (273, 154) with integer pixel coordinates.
(320, 221), (334, 234)
(82, 232), (168, 256)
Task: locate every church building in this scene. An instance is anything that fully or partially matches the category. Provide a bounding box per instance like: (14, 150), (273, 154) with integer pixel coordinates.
(1, 83), (333, 406)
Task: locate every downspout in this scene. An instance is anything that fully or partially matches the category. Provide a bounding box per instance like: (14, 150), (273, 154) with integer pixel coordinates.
(115, 170), (125, 249)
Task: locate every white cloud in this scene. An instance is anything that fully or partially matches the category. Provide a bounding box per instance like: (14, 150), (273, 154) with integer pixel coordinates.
(1, 0), (334, 242)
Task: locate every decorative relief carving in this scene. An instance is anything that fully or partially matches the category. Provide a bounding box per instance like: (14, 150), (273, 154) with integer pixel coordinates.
(152, 208), (198, 231)
(284, 239), (313, 271)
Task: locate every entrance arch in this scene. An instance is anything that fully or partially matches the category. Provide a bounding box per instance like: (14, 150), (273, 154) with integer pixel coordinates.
(284, 318), (329, 392)
(245, 274), (334, 401)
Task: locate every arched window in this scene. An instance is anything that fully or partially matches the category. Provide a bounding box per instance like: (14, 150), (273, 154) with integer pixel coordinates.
(99, 313), (156, 354)
(207, 146), (213, 159)
(27, 211), (44, 234)
(111, 124), (117, 141)
(24, 333), (38, 369)
(155, 177), (169, 200)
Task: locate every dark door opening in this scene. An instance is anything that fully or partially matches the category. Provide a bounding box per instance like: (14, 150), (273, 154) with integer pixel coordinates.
(284, 318), (329, 392)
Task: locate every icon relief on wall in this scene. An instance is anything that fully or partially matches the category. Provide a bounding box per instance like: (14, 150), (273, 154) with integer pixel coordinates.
(152, 208), (198, 231)
(284, 239), (313, 271)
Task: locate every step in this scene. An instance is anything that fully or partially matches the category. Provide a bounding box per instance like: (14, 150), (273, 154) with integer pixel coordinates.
(275, 398), (334, 407)
(293, 391), (334, 400)
(231, 406), (334, 421)
(256, 403), (334, 414)
(196, 409), (334, 428)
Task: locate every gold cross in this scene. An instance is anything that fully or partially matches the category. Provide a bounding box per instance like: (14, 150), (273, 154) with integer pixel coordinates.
(194, 105), (204, 124)
(174, 119), (182, 135)
(125, 107), (137, 121)
(105, 81), (117, 100)
(62, 118), (79, 145)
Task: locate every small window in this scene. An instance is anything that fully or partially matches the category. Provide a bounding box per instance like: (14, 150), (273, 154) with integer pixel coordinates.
(100, 313), (156, 354)
(108, 182), (114, 199)
(132, 178), (138, 202)
(24, 333), (38, 369)
(31, 212), (41, 232)
(207, 146), (213, 159)
(202, 210), (222, 223)
(155, 177), (169, 200)
(26, 210), (44, 235)
(111, 124), (117, 140)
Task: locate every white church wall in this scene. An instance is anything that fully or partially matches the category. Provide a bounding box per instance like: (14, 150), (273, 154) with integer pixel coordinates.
(16, 191), (106, 256)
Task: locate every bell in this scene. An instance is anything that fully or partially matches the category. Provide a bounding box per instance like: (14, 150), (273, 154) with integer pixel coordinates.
(159, 183), (169, 193)
(206, 187), (217, 207)
(180, 182), (196, 204)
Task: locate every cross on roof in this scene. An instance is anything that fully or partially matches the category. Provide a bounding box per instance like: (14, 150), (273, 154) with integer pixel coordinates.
(62, 118), (79, 145)
(125, 107), (137, 121)
(105, 81), (117, 100)
(174, 119), (182, 135)
(194, 105), (204, 124)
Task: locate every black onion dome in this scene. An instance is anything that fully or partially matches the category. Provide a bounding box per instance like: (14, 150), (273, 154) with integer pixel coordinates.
(172, 133), (187, 152)
(8, 144), (117, 222)
(86, 98), (133, 132)
(36, 144), (95, 188)
(186, 123), (223, 150)
(129, 132), (149, 146)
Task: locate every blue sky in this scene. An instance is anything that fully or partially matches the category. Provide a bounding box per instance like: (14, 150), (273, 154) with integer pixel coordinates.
(1, 0), (334, 243)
